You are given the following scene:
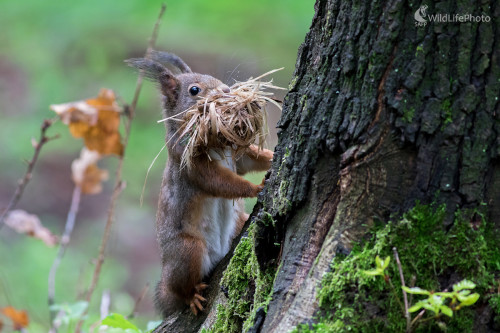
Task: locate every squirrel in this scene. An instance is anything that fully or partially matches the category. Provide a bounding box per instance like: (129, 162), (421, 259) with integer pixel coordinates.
(126, 51), (274, 316)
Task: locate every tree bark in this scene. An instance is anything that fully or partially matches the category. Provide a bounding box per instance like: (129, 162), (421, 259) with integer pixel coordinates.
(255, 0), (499, 331)
(155, 0), (499, 331)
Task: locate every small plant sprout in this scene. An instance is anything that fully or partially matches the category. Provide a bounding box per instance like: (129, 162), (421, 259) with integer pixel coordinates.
(100, 313), (141, 332)
(99, 313), (161, 333)
(363, 255), (391, 277)
(363, 251), (481, 332)
(403, 279), (480, 317)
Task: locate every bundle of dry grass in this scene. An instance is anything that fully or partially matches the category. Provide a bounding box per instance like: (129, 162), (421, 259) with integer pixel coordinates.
(165, 68), (284, 169)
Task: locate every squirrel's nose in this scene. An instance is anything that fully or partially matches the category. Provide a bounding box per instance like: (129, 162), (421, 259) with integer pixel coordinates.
(220, 84), (230, 93)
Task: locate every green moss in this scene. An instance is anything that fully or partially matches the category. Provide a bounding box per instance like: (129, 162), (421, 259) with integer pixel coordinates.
(293, 203), (500, 332)
(284, 147), (291, 159)
(441, 98), (453, 125)
(415, 44), (424, 57)
(271, 178), (292, 216)
(274, 184), (292, 215)
(206, 223), (276, 333)
(490, 295), (500, 328)
(403, 106), (415, 123)
(260, 212), (276, 228)
(289, 76), (298, 91)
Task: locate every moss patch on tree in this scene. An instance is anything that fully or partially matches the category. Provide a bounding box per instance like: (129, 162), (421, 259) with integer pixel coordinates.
(202, 222), (277, 333)
(292, 203), (500, 332)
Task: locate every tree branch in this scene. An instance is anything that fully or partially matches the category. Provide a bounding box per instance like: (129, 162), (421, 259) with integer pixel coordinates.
(393, 247), (410, 332)
(129, 283), (150, 319)
(0, 118), (58, 228)
(74, 4), (167, 332)
(48, 185), (82, 326)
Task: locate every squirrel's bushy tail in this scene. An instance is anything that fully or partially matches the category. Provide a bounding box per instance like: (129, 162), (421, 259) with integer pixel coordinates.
(155, 280), (183, 318)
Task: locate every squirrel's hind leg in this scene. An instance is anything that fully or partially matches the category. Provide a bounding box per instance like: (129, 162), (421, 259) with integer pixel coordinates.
(156, 234), (207, 316)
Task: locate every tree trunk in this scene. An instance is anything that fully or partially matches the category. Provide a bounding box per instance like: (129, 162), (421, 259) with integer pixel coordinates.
(155, 0), (499, 332)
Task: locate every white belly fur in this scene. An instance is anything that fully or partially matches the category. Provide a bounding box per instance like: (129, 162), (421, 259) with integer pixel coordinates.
(200, 148), (241, 276)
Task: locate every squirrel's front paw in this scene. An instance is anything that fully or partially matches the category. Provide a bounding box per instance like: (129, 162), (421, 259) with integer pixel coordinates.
(252, 181), (265, 197)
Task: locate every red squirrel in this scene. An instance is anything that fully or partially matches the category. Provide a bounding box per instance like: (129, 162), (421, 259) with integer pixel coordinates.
(126, 51), (274, 316)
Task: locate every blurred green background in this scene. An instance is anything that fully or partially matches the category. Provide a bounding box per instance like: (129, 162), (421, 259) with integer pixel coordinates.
(0, 0), (314, 331)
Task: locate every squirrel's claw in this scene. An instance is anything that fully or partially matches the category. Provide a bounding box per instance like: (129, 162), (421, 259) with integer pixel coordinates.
(190, 302), (198, 316)
(195, 283), (208, 293)
(190, 283), (208, 315)
(190, 293), (205, 315)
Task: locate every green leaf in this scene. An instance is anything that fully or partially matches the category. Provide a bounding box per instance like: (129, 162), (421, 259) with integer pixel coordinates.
(49, 301), (88, 315)
(382, 256), (390, 269)
(66, 301), (88, 317)
(375, 255), (384, 269)
(363, 269), (382, 276)
(422, 302), (439, 314)
(458, 293), (480, 306)
(50, 301), (89, 326)
(428, 295), (444, 307)
(440, 305), (453, 317)
(434, 291), (454, 298)
(421, 295), (443, 314)
(457, 289), (471, 297)
(402, 286), (431, 295)
(101, 313), (140, 332)
(408, 301), (425, 313)
(452, 280), (476, 292)
(49, 304), (63, 311)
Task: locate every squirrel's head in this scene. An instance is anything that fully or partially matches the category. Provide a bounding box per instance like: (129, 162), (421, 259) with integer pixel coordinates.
(126, 51), (230, 120)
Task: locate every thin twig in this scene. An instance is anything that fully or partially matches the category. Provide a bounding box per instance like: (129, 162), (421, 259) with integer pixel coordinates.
(130, 4), (166, 118)
(0, 118), (58, 229)
(74, 4), (166, 332)
(48, 185), (82, 326)
(416, 313), (438, 324)
(409, 275), (416, 309)
(393, 247), (410, 332)
(387, 276), (406, 313)
(410, 309), (426, 328)
(129, 283), (150, 319)
(100, 290), (111, 319)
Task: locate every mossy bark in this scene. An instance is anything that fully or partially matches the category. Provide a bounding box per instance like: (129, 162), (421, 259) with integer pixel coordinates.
(154, 0), (499, 332)
(253, 0), (499, 331)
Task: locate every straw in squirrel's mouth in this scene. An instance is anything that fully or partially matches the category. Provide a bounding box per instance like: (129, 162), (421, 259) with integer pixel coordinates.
(167, 68), (285, 169)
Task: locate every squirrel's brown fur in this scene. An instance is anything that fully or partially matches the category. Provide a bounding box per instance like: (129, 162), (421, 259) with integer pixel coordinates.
(126, 51), (273, 316)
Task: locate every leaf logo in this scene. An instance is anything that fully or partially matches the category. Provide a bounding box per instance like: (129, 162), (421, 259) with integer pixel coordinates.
(414, 5), (428, 23)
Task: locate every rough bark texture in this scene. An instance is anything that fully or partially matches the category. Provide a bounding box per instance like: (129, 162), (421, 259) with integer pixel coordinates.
(255, 0), (499, 331)
(154, 0), (499, 331)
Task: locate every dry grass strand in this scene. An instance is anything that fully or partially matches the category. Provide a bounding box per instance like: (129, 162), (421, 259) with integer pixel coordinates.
(168, 68), (284, 169)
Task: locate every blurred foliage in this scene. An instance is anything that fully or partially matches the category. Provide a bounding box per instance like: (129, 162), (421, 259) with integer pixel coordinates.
(0, 0), (314, 330)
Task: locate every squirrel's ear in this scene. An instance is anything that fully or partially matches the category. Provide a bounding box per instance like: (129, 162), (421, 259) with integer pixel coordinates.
(148, 50), (193, 74)
(125, 58), (179, 100)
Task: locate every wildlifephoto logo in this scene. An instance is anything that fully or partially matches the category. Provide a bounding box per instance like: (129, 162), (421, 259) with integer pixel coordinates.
(414, 4), (428, 25)
(414, 4), (491, 27)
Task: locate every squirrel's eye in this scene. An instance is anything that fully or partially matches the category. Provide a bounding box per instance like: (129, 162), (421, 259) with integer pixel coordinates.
(189, 86), (201, 96)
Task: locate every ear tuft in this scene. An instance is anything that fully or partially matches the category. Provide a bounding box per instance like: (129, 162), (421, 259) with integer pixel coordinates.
(125, 58), (167, 81)
(147, 50), (193, 74)
(125, 58), (179, 100)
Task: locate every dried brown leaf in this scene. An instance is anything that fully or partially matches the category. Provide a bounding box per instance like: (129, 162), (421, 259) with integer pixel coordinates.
(1, 307), (29, 330)
(50, 88), (123, 156)
(4, 210), (58, 246)
(72, 148), (109, 195)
